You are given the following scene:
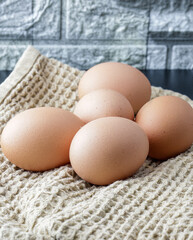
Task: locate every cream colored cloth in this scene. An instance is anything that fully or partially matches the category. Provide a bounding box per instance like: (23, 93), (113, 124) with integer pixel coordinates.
(0, 46), (192, 240)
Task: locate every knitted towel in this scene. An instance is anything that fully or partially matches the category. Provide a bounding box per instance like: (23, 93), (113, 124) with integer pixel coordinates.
(0, 46), (192, 240)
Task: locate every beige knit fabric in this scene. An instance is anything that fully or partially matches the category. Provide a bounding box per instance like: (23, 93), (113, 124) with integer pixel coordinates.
(0, 46), (192, 240)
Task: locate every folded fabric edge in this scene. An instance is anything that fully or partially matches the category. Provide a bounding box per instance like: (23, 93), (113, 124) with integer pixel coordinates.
(0, 46), (41, 105)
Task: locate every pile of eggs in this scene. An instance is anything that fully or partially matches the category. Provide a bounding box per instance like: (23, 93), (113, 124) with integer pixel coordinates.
(1, 62), (193, 185)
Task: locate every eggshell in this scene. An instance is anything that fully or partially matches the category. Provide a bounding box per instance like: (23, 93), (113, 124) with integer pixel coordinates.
(78, 62), (151, 113)
(70, 117), (149, 185)
(135, 96), (193, 160)
(74, 89), (134, 123)
(1, 107), (84, 171)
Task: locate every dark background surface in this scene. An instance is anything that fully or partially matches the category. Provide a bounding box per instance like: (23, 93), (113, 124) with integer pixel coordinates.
(0, 70), (192, 99)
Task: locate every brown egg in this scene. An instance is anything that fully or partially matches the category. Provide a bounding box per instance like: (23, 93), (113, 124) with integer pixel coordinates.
(135, 96), (193, 160)
(74, 89), (134, 123)
(78, 62), (151, 113)
(1, 107), (84, 171)
(70, 117), (149, 185)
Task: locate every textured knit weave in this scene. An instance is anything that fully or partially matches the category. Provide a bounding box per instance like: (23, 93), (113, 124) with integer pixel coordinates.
(0, 46), (192, 240)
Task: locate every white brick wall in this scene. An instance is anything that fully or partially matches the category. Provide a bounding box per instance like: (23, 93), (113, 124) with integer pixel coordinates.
(66, 0), (149, 40)
(0, 0), (193, 70)
(171, 46), (193, 69)
(0, 0), (60, 39)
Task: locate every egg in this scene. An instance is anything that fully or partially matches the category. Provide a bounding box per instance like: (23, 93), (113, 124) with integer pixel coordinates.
(135, 96), (193, 160)
(70, 117), (149, 185)
(1, 107), (84, 171)
(78, 62), (151, 113)
(74, 89), (134, 123)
